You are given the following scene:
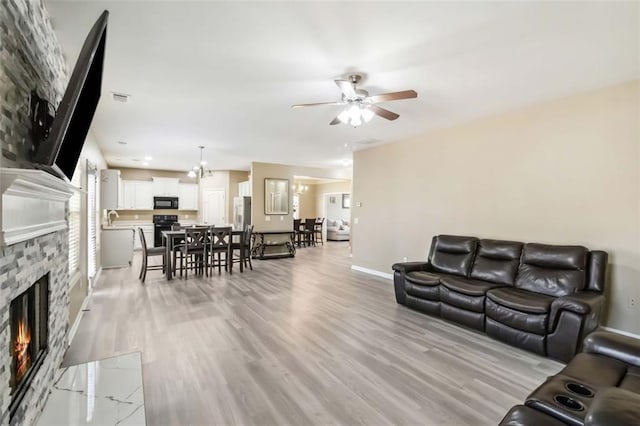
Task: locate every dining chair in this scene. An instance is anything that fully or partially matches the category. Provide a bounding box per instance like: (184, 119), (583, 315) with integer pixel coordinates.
(314, 217), (325, 246)
(303, 218), (316, 247)
(138, 227), (166, 283)
(178, 226), (209, 279)
(293, 218), (303, 247)
(171, 224), (187, 277)
(209, 227), (232, 275)
(231, 225), (254, 272)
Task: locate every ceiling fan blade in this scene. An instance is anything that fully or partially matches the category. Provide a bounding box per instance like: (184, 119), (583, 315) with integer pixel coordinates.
(335, 79), (357, 99)
(291, 101), (345, 108)
(370, 105), (400, 121)
(368, 90), (418, 103)
(329, 116), (341, 125)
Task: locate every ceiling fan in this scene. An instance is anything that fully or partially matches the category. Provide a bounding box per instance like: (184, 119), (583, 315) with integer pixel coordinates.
(292, 74), (417, 126)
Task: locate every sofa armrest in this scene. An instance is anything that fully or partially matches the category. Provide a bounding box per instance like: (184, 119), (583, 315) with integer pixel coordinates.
(585, 387), (640, 426)
(391, 261), (430, 274)
(582, 330), (640, 368)
(549, 291), (604, 330)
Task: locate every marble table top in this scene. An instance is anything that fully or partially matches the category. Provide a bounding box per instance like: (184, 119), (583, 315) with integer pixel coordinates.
(37, 352), (145, 425)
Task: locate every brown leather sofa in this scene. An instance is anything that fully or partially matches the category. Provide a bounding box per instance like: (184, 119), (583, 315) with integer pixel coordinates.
(499, 330), (640, 426)
(392, 235), (608, 362)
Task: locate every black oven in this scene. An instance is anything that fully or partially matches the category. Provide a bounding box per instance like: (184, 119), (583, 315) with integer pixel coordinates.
(154, 196), (179, 210)
(153, 215), (178, 247)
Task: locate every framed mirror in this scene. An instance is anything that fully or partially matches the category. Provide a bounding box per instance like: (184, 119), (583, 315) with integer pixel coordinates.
(264, 178), (289, 215)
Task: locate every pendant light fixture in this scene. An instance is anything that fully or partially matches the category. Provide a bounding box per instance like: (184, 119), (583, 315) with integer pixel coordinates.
(187, 146), (208, 178)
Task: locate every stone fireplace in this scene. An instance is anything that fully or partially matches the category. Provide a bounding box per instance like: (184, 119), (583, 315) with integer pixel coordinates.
(0, 169), (75, 425)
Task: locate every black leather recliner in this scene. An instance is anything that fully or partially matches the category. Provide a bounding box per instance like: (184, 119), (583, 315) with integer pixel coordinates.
(392, 235), (608, 362)
(499, 330), (640, 426)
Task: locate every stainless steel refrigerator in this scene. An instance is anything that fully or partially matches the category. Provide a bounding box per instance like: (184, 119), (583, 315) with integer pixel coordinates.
(233, 196), (251, 230)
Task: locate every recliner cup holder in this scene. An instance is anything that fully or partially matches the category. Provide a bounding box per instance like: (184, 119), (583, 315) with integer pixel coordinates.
(553, 395), (585, 411)
(565, 382), (594, 397)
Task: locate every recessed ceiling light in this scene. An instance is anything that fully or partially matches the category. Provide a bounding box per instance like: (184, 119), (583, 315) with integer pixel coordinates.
(132, 158), (140, 162)
(144, 156), (152, 161)
(142, 162), (149, 166)
(341, 159), (352, 166)
(117, 141), (127, 145)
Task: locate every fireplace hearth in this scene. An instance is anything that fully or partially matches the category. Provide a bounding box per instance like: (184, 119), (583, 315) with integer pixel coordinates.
(8, 274), (49, 420)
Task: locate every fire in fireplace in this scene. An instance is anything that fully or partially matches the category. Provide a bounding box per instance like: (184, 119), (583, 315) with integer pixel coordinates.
(9, 274), (49, 419)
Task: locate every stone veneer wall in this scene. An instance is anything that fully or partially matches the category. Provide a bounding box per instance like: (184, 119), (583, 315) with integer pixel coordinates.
(0, 0), (67, 168)
(0, 0), (70, 424)
(0, 232), (69, 425)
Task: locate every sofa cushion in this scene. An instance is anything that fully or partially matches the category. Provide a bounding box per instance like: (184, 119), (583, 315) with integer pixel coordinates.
(405, 281), (439, 301)
(440, 276), (504, 296)
(620, 366), (640, 394)
(487, 287), (554, 314)
(499, 405), (567, 426)
(515, 243), (588, 297)
(486, 298), (548, 334)
(440, 287), (484, 312)
(470, 239), (523, 285)
(406, 271), (440, 286)
(429, 235), (478, 277)
(585, 387), (640, 426)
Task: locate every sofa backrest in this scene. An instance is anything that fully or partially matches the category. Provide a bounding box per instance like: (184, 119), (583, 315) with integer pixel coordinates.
(587, 250), (608, 293)
(470, 239), (523, 285)
(515, 243), (588, 297)
(428, 235), (478, 277)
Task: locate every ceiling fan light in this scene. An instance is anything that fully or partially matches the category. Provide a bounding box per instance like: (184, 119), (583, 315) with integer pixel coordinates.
(200, 160), (208, 166)
(350, 116), (362, 127)
(362, 107), (374, 122)
(338, 110), (349, 124)
(187, 170), (197, 178)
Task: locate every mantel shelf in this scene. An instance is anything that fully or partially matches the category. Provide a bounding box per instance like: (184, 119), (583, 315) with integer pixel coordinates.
(0, 168), (78, 247)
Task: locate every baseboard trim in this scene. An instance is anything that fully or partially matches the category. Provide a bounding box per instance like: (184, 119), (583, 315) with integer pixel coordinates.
(351, 265), (393, 280)
(68, 295), (90, 346)
(602, 326), (640, 341)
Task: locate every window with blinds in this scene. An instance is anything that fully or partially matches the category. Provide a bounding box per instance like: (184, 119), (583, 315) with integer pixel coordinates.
(68, 165), (82, 277)
(87, 168), (97, 279)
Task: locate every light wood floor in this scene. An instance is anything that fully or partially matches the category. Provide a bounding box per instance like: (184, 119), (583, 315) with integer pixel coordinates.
(65, 242), (563, 425)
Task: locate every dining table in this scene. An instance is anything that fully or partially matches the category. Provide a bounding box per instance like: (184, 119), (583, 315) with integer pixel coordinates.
(161, 227), (244, 280)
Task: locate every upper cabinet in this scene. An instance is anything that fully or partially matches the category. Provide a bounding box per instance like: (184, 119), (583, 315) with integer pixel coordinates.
(121, 180), (153, 210)
(238, 180), (251, 197)
(178, 183), (198, 210)
(100, 169), (121, 210)
(152, 177), (180, 197)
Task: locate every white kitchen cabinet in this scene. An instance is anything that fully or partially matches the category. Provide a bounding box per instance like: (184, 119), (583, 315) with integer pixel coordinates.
(238, 181), (251, 197)
(100, 169), (121, 210)
(101, 228), (134, 268)
(134, 181), (153, 209)
(132, 224), (154, 250)
(152, 177), (180, 197)
(178, 183), (198, 210)
(121, 180), (154, 210)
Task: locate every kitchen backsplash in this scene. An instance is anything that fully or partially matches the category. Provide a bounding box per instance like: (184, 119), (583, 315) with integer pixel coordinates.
(112, 210), (198, 223)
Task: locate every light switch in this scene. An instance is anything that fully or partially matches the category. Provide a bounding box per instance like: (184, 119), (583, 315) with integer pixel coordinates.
(357, 202), (362, 207)
(280, 216), (284, 221)
(265, 216), (271, 221)
(354, 217), (359, 224)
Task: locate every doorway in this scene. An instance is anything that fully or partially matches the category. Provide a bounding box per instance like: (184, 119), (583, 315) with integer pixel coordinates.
(202, 189), (226, 225)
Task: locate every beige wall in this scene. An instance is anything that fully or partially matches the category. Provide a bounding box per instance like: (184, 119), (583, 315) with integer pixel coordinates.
(352, 80), (640, 334)
(314, 181), (352, 219)
(297, 185), (317, 219)
(118, 167), (198, 184)
(251, 162), (352, 231)
(228, 170), (250, 221)
(198, 170), (249, 224)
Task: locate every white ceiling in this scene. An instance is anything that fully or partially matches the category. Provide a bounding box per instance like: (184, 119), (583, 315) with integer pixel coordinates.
(46, 1), (639, 172)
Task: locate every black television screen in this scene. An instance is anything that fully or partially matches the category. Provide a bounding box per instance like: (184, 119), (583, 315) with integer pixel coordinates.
(34, 10), (109, 181)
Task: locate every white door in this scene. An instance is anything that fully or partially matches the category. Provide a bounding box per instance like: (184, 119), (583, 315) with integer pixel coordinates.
(203, 189), (226, 225)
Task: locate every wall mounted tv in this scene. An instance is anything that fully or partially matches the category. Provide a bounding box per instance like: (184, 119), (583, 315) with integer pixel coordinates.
(34, 10), (109, 181)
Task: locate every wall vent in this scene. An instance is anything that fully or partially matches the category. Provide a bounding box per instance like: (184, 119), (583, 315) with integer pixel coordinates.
(111, 92), (130, 103)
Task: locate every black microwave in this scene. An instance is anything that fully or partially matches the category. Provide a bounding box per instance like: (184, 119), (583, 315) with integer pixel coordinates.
(154, 196), (179, 209)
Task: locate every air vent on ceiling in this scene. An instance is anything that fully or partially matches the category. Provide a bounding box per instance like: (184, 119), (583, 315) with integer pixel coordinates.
(356, 138), (382, 146)
(112, 92), (130, 103)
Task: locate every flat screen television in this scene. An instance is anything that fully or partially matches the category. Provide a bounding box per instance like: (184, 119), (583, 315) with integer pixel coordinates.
(34, 10), (109, 181)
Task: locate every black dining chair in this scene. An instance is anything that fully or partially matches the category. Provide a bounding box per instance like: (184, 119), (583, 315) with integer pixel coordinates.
(178, 226), (209, 279)
(303, 218), (316, 247)
(231, 225), (254, 272)
(171, 224), (186, 277)
(138, 227), (166, 283)
(209, 227), (232, 275)
(314, 218), (325, 246)
(293, 218), (303, 247)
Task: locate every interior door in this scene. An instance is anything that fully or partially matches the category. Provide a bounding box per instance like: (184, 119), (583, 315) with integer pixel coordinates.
(203, 189), (226, 225)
